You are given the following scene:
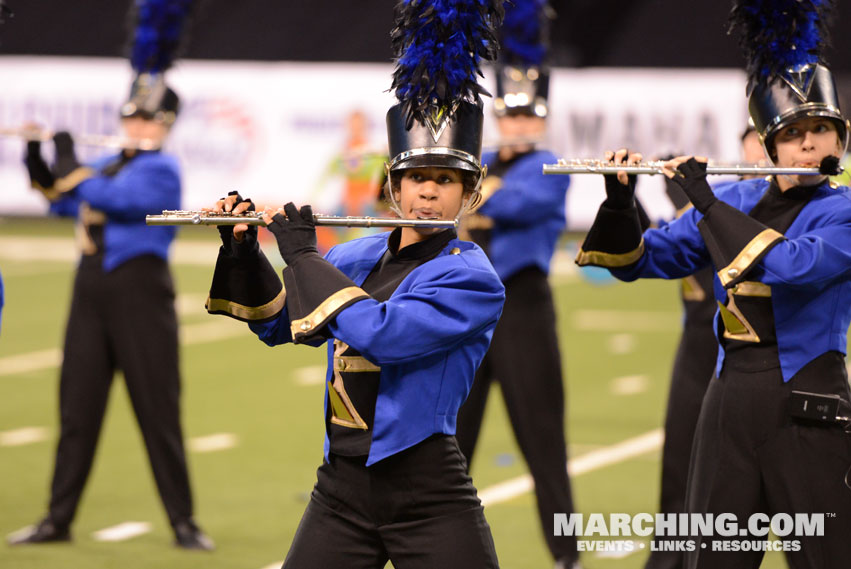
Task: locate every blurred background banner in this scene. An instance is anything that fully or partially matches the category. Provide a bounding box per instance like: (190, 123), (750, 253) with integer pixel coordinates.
(0, 57), (746, 226)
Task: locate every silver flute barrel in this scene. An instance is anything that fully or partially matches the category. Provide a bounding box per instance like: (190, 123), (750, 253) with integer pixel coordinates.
(542, 158), (843, 177)
(145, 210), (459, 228)
(0, 126), (161, 151)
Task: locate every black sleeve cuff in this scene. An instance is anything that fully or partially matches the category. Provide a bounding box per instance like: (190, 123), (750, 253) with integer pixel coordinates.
(205, 246), (285, 322)
(576, 203), (645, 267)
(282, 253), (370, 344)
(697, 201), (784, 288)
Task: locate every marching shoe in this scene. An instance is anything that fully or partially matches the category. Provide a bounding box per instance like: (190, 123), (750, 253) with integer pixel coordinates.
(173, 519), (215, 551)
(6, 518), (71, 545)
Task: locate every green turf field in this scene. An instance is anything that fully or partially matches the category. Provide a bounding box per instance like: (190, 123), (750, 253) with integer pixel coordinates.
(0, 218), (800, 568)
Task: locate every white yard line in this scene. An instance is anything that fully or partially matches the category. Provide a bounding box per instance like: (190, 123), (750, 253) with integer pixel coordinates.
(1, 320), (247, 377)
(91, 521), (152, 542)
(188, 433), (239, 453)
(0, 349), (62, 377)
(0, 236), (222, 266)
(479, 429), (664, 507)
(293, 365), (327, 386)
(0, 426), (49, 446)
(610, 374), (649, 396)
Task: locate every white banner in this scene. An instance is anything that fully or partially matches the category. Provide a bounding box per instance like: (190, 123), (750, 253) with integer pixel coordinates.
(0, 57), (748, 228)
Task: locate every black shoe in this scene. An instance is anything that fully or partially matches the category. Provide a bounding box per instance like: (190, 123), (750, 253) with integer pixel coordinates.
(554, 559), (582, 569)
(173, 519), (214, 551)
(6, 518), (71, 545)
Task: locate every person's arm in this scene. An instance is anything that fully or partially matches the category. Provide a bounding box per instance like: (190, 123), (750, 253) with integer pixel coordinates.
(755, 207), (851, 288)
(575, 150), (712, 280)
(476, 153), (568, 224)
(662, 157), (785, 288)
(327, 262), (505, 365)
(206, 193), (288, 342)
(75, 158), (180, 220)
(263, 204), (505, 360)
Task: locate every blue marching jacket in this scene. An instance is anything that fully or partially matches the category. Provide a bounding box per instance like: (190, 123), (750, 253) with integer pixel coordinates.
(249, 232), (506, 465)
(48, 152), (181, 271)
(611, 178), (851, 382)
(477, 150), (569, 280)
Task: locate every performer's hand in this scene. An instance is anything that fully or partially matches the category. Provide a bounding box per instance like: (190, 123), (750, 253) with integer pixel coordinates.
(603, 148), (641, 209)
(24, 140), (56, 190)
(51, 132), (82, 179)
(263, 202), (318, 265)
(209, 191), (258, 257)
(661, 156), (716, 214)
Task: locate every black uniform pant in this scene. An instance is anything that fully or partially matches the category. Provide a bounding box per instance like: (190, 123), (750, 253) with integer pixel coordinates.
(646, 305), (717, 569)
(684, 352), (851, 569)
(455, 267), (578, 562)
(47, 254), (193, 528)
(282, 435), (499, 569)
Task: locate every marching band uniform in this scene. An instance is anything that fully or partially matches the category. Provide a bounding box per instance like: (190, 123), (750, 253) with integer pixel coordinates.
(206, 1), (506, 566)
(644, 182), (717, 569)
(458, 146), (577, 566)
(8, 0), (212, 549)
(577, 61), (851, 569)
(455, 3), (579, 565)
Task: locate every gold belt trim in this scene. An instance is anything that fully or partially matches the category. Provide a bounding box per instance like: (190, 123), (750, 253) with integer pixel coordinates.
(328, 340), (369, 430)
(731, 281), (771, 297)
(334, 356), (380, 373)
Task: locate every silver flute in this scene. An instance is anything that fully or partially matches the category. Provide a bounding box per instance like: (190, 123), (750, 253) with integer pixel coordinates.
(0, 127), (161, 151)
(146, 210), (459, 228)
(542, 158), (842, 177)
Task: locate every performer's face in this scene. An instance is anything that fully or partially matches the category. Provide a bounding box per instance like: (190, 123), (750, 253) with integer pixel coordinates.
(397, 167), (466, 221)
(121, 117), (169, 146)
(497, 114), (545, 155)
(773, 117), (842, 188)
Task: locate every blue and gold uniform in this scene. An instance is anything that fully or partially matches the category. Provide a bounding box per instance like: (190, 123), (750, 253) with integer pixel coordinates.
(578, 175), (851, 567)
(457, 146), (577, 565)
(240, 229), (506, 465)
(207, 222), (505, 567)
(14, 147), (202, 544)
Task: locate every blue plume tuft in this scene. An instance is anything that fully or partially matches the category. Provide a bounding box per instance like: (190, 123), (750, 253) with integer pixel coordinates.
(501, 0), (548, 67)
(391, 0), (505, 127)
(130, 0), (195, 74)
(729, 0), (834, 91)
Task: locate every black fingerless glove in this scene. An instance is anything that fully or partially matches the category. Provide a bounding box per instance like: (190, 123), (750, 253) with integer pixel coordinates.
(52, 132), (82, 179)
(266, 203), (319, 265)
(672, 158), (716, 214)
(218, 191), (259, 259)
(24, 141), (56, 190)
(603, 171), (636, 210)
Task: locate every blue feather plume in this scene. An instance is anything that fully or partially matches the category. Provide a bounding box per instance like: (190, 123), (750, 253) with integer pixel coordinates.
(729, 0), (833, 91)
(501, 0), (548, 67)
(130, 0), (195, 74)
(391, 0), (505, 127)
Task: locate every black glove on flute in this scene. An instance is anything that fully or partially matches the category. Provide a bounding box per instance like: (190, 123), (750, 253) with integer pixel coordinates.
(266, 203), (319, 265)
(671, 158), (716, 214)
(217, 191), (259, 259)
(24, 140), (55, 190)
(603, 168), (637, 210)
